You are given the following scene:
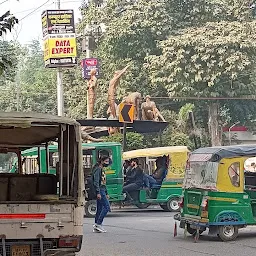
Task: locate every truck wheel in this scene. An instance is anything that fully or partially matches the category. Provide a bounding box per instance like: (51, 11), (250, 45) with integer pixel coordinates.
(135, 203), (150, 209)
(217, 225), (238, 241)
(84, 200), (97, 218)
(161, 198), (180, 212)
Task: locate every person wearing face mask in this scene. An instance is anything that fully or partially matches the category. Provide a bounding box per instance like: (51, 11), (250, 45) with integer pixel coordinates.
(92, 155), (111, 233)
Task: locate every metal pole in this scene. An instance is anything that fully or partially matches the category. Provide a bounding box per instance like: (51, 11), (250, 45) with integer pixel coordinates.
(123, 123), (127, 152)
(56, 0), (64, 116)
(16, 69), (21, 111)
(229, 121), (240, 145)
(45, 143), (49, 174)
(57, 69), (64, 116)
(189, 111), (199, 149)
(60, 126), (64, 196)
(37, 147), (41, 173)
(86, 23), (91, 119)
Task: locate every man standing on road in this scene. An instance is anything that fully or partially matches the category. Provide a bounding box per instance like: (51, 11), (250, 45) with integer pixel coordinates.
(93, 155), (111, 233)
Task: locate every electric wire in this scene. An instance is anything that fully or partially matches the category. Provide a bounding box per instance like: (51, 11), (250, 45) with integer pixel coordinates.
(13, 0), (81, 16)
(0, 0), (8, 5)
(19, 0), (51, 21)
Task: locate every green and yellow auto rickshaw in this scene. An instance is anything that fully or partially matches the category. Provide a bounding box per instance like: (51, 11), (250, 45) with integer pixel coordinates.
(123, 146), (189, 211)
(176, 145), (256, 241)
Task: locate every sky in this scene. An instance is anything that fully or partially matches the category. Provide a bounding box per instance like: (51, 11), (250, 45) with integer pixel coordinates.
(2, 0), (82, 45)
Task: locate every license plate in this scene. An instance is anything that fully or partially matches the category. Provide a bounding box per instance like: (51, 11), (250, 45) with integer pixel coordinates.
(11, 245), (30, 256)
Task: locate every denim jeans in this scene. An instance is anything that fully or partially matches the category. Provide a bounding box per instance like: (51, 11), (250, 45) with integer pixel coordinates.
(145, 174), (158, 187)
(95, 189), (111, 225)
(123, 183), (141, 193)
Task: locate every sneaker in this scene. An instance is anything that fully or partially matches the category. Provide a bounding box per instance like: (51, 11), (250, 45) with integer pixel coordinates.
(95, 224), (107, 233)
(93, 224), (100, 233)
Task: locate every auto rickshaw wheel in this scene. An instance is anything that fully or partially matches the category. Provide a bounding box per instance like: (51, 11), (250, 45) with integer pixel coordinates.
(186, 224), (204, 236)
(135, 203), (150, 209)
(217, 225), (239, 241)
(159, 204), (168, 211)
(161, 198), (180, 212)
(84, 200), (97, 218)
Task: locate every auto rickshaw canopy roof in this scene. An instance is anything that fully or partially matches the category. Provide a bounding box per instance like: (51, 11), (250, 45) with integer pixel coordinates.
(123, 146), (189, 160)
(192, 145), (256, 161)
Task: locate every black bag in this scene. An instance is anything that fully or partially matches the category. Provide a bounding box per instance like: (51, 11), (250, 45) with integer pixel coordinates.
(85, 166), (98, 200)
(85, 175), (97, 200)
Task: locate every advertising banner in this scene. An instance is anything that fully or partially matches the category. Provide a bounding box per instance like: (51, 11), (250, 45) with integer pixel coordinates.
(42, 9), (77, 68)
(81, 58), (100, 79)
(44, 34), (77, 61)
(42, 9), (75, 38)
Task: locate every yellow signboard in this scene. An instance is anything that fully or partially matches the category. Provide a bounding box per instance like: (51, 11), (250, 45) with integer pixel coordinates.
(42, 9), (77, 68)
(119, 103), (135, 123)
(44, 34), (77, 61)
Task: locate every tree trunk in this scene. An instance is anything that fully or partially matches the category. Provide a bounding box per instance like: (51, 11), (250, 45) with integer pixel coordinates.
(208, 102), (222, 146)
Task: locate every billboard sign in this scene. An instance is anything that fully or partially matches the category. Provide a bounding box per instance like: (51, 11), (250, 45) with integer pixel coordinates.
(42, 9), (75, 37)
(42, 9), (77, 68)
(81, 58), (100, 79)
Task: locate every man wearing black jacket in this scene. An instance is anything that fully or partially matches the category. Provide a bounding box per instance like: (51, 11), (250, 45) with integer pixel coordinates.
(92, 155), (111, 233)
(123, 158), (144, 194)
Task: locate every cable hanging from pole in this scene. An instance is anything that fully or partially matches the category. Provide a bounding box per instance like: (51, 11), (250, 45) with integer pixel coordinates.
(19, 0), (51, 21)
(0, 0), (8, 5)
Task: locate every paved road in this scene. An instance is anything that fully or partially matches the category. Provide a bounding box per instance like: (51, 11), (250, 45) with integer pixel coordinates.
(77, 207), (256, 256)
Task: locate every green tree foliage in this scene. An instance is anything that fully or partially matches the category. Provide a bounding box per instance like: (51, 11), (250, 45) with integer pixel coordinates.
(149, 21), (256, 95)
(0, 11), (18, 75)
(0, 41), (22, 111)
(69, 0), (178, 118)
(102, 132), (144, 151)
(18, 40), (57, 114)
(0, 11), (18, 36)
(0, 41), (20, 82)
(0, 153), (16, 171)
(144, 108), (194, 149)
(67, 0), (215, 117)
(147, 1), (256, 145)
(0, 40), (57, 113)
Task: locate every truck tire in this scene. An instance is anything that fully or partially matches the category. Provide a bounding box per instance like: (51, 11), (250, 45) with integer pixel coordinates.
(84, 200), (97, 218)
(217, 225), (239, 242)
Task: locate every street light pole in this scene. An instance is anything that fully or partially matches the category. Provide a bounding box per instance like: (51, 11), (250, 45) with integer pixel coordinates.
(82, 0), (104, 119)
(86, 24), (91, 119)
(229, 121), (240, 145)
(56, 0), (64, 116)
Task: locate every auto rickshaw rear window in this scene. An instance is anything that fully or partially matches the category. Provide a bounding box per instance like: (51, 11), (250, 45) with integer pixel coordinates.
(228, 162), (240, 187)
(184, 161), (218, 190)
